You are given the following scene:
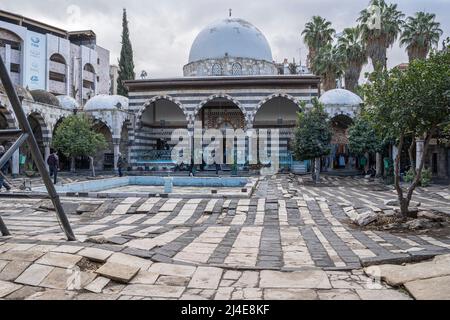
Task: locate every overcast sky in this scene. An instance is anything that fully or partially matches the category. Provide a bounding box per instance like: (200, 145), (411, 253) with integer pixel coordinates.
(2, 0), (449, 79)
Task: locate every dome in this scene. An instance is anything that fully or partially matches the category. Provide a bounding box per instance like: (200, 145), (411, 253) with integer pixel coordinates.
(84, 94), (129, 111)
(188, 18), (273, 63)
(30, 90), (60, 107)
(56, 95), (80, 110)
(0, 84), (34, 101)
(319, 89), (363, 106)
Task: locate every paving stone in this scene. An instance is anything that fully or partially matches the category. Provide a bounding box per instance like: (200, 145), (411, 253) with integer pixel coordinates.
(40, 267), (97, 290)
(26, 289), (77, 300)
(318, 289), (361, 300)
(404, 276), (450, 300)
(188, 267), (223, 289)
(233, 271), (259, 288)
(120, 284), (185, 298)
(4, 285), (44, 300)
(214, 287), (234, 300)
(0, 250), (45, 262)
(156, 275), (190, 286)
(75, 293), (119, 300)
(78, 248), (113, 263)
(0, 260), (9, 272)
(129, 271), (159, 285)
(365, 257), (450, 286)
(0, 280), (22, 298)
(0, 260), (32, 281)
(260, 270), (331, 289)
(51, 245), (85, 254)
(95, 262), (139, 283)
(356, 289), (412, 300)
(108, 252), (152, 270)
(264, 289), (318, 300)
(148, 263), (196, 277)
(36, 252), (83, 269)
(15, 264), (54, 286)
(84, 276), (111, 293)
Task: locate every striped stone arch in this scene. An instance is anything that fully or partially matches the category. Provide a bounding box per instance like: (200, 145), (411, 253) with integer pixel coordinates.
(27, 111), (51, 144)
(136, 95), (188, 128)
(0, 105), (18, 129)
(194, 94), (246, 118)
(91, 117), (114, 137)
(252, 93), (301, 124)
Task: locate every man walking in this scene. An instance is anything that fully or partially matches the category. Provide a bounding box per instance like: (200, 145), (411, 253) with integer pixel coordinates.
(117, 153), (125, 177)
(47, 150), (59, 184)
(0, 146), (12, 192)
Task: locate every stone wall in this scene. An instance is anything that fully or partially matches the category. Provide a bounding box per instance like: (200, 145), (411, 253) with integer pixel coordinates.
(183, 57), (277, 77)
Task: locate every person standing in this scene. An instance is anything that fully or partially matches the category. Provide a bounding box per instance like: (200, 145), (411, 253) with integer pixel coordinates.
(47, 150), (59, 184)
(117, 153), (125, 177)
(0, 146), (12, 192)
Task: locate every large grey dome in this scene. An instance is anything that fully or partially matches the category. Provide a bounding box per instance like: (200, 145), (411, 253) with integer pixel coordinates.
(84, 94), (129, 111)
(188, 18), (273, 63)
(319, 89), (363, 106)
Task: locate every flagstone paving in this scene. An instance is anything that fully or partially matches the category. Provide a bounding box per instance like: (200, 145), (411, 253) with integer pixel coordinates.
(0, 175), (449, 299)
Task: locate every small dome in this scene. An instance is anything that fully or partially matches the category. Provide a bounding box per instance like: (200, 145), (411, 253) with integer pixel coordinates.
(30, 90), (60, 107)
(0, 84), (34, 101)
(56, 95), (80, 110)
(189, 18), (273, 63)
(84, 94), (129, 111)
(319, 89), (363, 106)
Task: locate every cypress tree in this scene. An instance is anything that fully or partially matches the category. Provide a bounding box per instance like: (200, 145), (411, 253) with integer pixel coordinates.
(117, 8), (135, 97)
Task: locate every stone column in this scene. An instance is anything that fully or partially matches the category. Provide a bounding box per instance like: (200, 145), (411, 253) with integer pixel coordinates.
(113, 143), (120, 171)
(376, 152), (383, 177)
(416, 139), (424, 171)
(44, 144), (51, 171)
(11, 149), (20, 177)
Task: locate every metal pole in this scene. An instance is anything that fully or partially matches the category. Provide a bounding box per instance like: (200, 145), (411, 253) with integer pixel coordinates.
(0, 216), (10, 236)
(0, 55), (76, 241)
(0, 133), (29, 169)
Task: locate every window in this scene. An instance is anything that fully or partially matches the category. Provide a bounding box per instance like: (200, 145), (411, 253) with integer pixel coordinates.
(50, 54), (66, 65)
(232, 63), (242, 76)
(84, 64), (95, 73)
(49, 71), (66, 83)
(0, 39), (21, 51)
(97, 76), (100, 82)
(212, 64), (222, 76)
(10, 63), (20, 73)
(97, 58), (100, 65)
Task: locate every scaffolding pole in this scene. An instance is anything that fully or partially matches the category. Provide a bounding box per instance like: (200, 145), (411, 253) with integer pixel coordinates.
(0, 55), (76, 241)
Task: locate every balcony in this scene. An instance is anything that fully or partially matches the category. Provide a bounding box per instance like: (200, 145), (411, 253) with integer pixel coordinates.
(83, 70), (95, 83)
(10, 49), (21, 64)
(49, 61), (66, 75)
(49, 80), (66, 96)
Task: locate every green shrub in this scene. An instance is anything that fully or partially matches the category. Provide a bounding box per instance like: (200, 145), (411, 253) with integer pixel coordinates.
(420, 168), (432, 187)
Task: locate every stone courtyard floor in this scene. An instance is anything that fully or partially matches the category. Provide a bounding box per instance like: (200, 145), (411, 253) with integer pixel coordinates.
(0, 174), (449, 300)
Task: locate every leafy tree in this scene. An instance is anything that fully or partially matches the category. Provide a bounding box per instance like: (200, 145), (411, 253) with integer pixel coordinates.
(358, 0), (405, 70)
(348, 116), (380, 156)
(52, 115), (108, 174)
(117, 9), (135, 97)
(400, 12), (443, 62)
(302, 16), (335, 69)
(338, 27), (368, 92)
(362, 50), (450, 217)
(312, 44), (345, 91)
(293, 99), (332, 182)
(288, 59), (298, 75)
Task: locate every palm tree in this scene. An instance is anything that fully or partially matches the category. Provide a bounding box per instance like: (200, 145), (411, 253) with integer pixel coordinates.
(337, 27), (368, 92)
(400, 12), (443, 62)
(302, 16), (336, 69)
(358, 0), (405, 70)
(312, 44), (345, 91)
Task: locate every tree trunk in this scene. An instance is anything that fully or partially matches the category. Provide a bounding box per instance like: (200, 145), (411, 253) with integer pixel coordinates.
(90, 156), (95, 177)
(408, 138), (416, 175)
(70, 157), (76, 173)
(405, 129), (435, 216)
(314, 157), (321, 183)
(393, 134), (407, 217)
(311, 159), (315, 180)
